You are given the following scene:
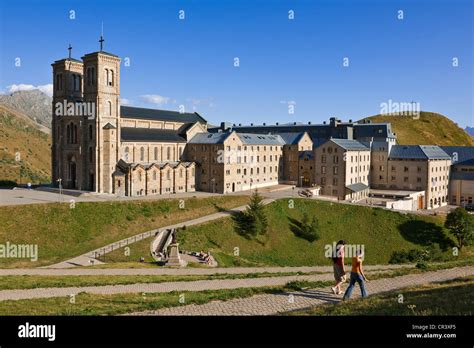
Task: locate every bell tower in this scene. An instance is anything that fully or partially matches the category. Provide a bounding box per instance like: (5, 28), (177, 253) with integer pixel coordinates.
(51, 44), (84, 189)
(81, 35), (121, 193)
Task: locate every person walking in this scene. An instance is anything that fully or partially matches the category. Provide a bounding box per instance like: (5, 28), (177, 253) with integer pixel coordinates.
(343, 249), (368, 300)
(331, 240), (346, 295)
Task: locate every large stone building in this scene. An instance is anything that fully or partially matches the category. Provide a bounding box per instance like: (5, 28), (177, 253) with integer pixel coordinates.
(51, 44), (473, 209)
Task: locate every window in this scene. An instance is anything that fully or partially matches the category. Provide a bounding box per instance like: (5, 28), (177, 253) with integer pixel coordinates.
(167, 147), (171, 160)
(107, 101), (112, 116)
(153, 171), (157, 180)
(321, 177), (326, 185)
(89, 125), (93, 140)
(140, 147), (145, 161)
(321, 166), (326, 174)
(332, 177), (338, 185)
(333, 166), (338, 175)
(166, 170), (171, 180)
(154, 147), (158, 161)
(321, 155), (326, 163)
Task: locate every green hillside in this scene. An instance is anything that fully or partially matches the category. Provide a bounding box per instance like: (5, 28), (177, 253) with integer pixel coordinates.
(0, 196), (249, 268)
(362, 111), (472, 146)
(0, 105), (51, 185)
(107, 199), (467, 267)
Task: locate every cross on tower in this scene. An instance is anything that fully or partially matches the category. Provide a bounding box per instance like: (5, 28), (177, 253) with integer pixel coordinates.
(68, 44), (72, 59)
(99, 35), (104, 51)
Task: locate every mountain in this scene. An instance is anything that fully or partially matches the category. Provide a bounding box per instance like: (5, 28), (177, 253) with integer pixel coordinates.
(0, 104), (51, 185)
(465, 126), (474, 137)
(0, 90), (52, 131)
(361, 112), (473, 146)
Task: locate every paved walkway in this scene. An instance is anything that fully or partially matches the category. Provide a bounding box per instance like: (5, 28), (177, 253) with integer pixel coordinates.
(129, 266), (474, 316)
(45, 198), (275, 268)
(0, 264), (410, 276)
(0, 265), (467, 303)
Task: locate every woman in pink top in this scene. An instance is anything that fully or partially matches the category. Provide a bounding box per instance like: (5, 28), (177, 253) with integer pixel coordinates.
(331, 240), (346, 295)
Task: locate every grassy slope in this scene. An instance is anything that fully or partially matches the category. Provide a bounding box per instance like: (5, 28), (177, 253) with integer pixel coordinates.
(0, 105), (51, 184)
(108, 198), (457, 267)
(0, 196), (249, 268)
(290, 276), (474, 316)
(362, 112), (472, 146)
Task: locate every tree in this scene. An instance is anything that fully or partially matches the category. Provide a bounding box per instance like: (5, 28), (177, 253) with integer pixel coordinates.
(288, 212), (320, 242)
(232, 191), (268, 238)
(445, 207), (474, 250)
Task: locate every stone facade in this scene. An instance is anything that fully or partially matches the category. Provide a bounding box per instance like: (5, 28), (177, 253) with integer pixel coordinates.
(51, 46), (473, 208)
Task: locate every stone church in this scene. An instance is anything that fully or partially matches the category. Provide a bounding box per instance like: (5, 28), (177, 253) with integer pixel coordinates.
(51, 43), (206, 196)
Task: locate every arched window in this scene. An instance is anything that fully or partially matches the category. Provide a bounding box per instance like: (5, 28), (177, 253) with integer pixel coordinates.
(105, 69), (109, 86)
(107, 101), (112, 116)
(66, 124), (71, 144)
(109, 70), (114, 86)
(166, 147), (171, 161)
(140, 147), (145, 161)
(73, 124), (77, 144)
(154, 147), (158, 161)
(124, 147), (130, 161)
(179, 147), (183, 159)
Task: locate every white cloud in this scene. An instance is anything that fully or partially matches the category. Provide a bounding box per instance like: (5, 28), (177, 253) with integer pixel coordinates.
(140, 94), (170, 106)
(120, 98), (131, 106)
(6, 83), (53, 97)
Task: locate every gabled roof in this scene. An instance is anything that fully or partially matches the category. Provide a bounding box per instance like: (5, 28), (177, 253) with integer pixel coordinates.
(346, 183), (369, 192)
(329, 139), (369, 151)
(440, 146), (474, 165)
(120, 127), (186, 143)
(120, 106), (207, 124)
(103, 123), (116, 130)
(277, 132), (307, 145)
(299, 150), (314, 159)
(389, 145), (451, 160)
(188, 132), (233, 144)
(237, 133), (285, 146)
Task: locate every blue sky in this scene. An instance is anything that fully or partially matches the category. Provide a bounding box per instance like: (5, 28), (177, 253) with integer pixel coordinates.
(0, 0), (472, 127)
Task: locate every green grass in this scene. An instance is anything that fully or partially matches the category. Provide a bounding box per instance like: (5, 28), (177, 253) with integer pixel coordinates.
(0, 271), (317, 290)
(288, 276), (474, 316)
(105, 198), (465, 267)
(0, 195), (249, 268)
(175, 199), (461, 266)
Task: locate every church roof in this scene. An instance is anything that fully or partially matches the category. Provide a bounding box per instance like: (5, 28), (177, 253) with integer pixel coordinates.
(120, 127), (186, 143)
(120, 106), (207, 124)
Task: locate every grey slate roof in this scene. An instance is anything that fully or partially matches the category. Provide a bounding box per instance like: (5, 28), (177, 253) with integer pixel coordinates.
(451, 171), (474, 180)
(353, 123), (396, 139)
(188, 132), (232, 144)
(120, 106), (207, 124)
(277, 132), (306, 145)
(389, 145), (451, 160)
(120, 127), (186, 143)
(440, 146), (474, 165)
(237, 133), (285, 146)
(188, 132), (285, 146)
(299, 150), (314, 159)
(329, 139), (369, 151)
(346, 183), (369, 192)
